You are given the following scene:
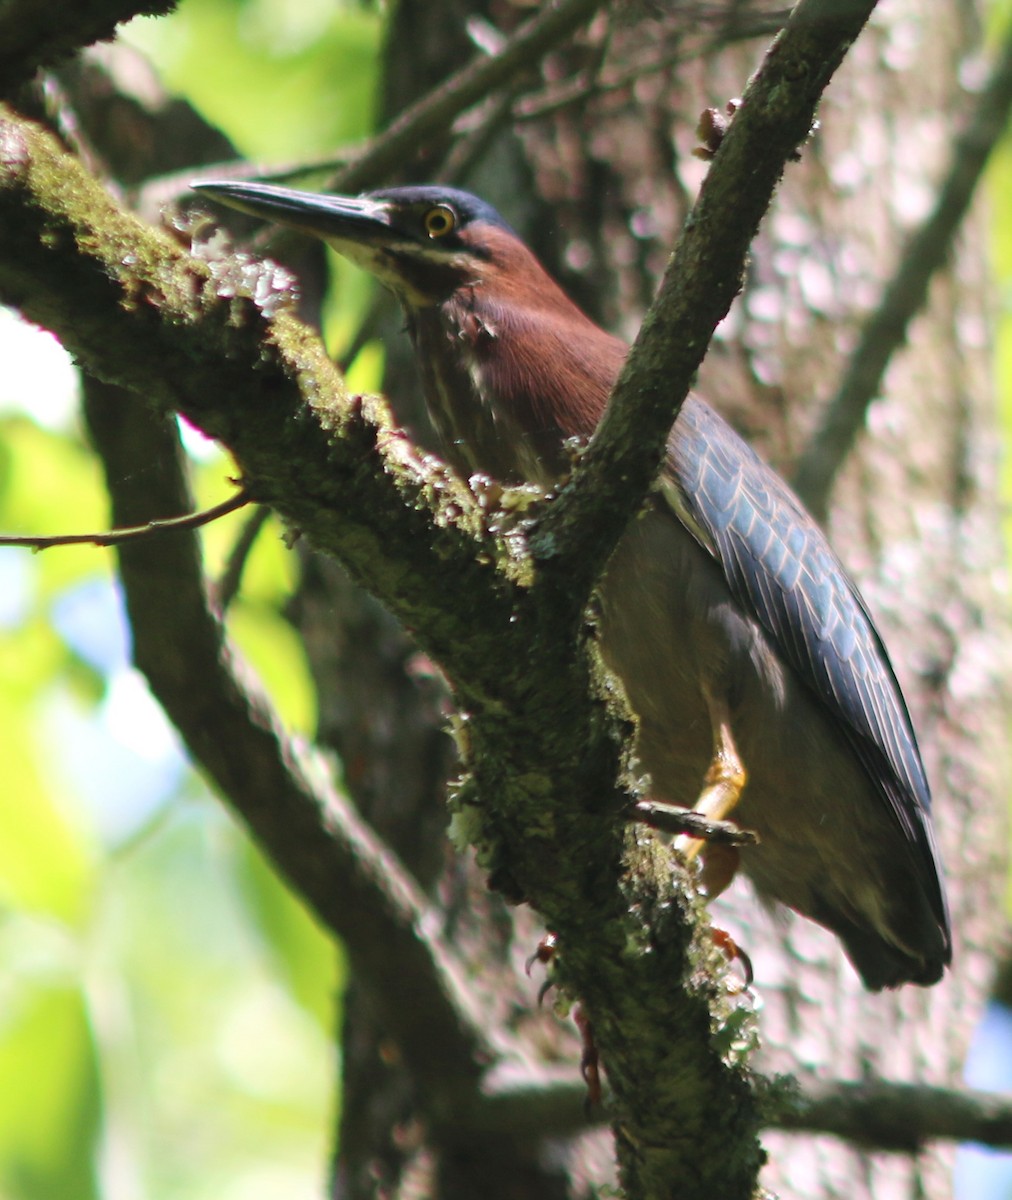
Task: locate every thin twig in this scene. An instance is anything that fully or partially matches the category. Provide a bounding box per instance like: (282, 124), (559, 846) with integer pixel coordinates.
(0, 485), (250, 550)
(792, 18), (1012, 521)
(515, 10), (788, 122)
(632, 800), (759, 844)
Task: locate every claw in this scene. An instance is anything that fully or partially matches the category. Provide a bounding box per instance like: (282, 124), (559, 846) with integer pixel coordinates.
(574, 1004), (602, 1109)
(711, 926), (754, 988)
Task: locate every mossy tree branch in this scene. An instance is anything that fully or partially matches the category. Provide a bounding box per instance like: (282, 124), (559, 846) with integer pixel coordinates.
(0, 105), (760, 1197)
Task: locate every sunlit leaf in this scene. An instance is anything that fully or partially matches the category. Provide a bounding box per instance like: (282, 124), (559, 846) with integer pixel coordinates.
(0, 975), (100, 1200)
(124, 0), (382, 160)
(234, 836), (343, 1028)
(0, 690), (94, 923)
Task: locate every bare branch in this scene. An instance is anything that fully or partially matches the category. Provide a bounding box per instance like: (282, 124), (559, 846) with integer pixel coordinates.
(632, 799), (760, 844)
(81, 375), (497, 1116)
(0, 485), (249, 550)
(770, 1077), (1012, 1152)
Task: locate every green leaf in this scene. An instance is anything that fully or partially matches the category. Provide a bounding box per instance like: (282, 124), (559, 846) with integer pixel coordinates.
(0, 971), (101, 1200)
(226, 600), (317, 734)
(234, 835), (343, 1029)
(124, 0), (383, 160)
(0, 690), (94, 923)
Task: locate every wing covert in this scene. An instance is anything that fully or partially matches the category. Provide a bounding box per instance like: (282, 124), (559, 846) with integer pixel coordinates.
(666, 396), (943, 912)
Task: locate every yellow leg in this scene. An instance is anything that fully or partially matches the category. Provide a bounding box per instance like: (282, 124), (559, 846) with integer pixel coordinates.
(675, 696), (747, 895)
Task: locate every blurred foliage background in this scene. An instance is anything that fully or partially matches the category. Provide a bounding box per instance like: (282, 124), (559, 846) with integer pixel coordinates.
(2, 1), (1012, 1198)
(0, 2), (385, 1197)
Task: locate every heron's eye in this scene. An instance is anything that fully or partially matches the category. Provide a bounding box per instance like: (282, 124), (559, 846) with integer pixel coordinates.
(423, 205), (456, 238)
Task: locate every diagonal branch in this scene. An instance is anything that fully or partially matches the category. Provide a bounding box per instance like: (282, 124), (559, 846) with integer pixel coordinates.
(80, 374), (495, 1115)
(791, 17), (1012, 521)
(0, 104), (522, 699)
(532, 0), (881, 598)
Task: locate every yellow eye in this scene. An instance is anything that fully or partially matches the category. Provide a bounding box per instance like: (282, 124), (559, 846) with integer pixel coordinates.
(423, 205), (456, 238)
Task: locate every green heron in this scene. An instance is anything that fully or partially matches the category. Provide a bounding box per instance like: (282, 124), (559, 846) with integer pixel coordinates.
(194, 180), (951, 990)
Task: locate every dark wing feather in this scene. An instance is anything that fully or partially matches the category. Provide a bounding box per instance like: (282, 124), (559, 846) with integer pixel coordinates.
(667, 396), (947, 924)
